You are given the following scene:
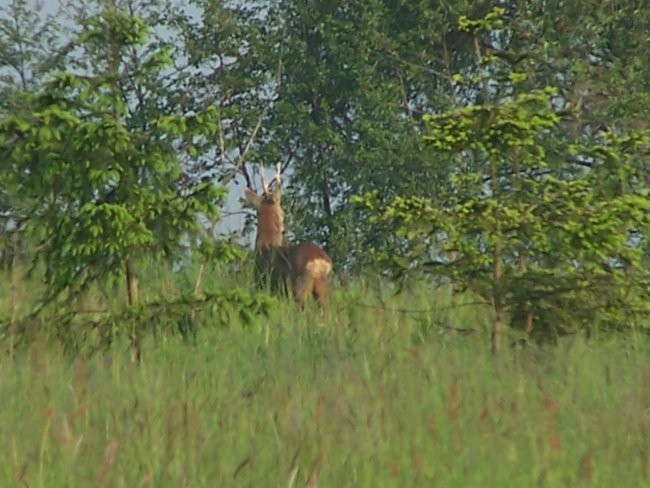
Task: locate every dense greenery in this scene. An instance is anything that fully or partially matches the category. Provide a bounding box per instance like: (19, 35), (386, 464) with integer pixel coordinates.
(1, 1), (649, 342)
(0, 271), (649, 486)
(1, 3), (649, 484)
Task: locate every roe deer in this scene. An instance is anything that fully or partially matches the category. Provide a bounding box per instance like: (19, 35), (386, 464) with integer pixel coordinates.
(244, 165), (332, 309)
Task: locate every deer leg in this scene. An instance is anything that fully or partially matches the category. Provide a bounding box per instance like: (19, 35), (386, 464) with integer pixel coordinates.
(312, 277), (329, 308)
(293, 273), (314, 310)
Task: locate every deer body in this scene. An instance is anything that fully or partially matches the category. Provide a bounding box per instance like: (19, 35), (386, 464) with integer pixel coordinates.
(245, 169), (332, 308)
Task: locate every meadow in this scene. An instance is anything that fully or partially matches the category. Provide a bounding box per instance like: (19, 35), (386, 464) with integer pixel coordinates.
(0, 264), (648, 487)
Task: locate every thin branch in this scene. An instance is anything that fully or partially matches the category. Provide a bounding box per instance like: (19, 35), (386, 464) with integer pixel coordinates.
(238, 23), (287, 183)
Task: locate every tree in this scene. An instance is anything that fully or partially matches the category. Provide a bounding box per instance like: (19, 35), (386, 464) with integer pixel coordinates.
(0, 0), (68, 267)
(176, 0), (483, 271)
(256, 0), (479, 271)
(354, 7), (650, 351)
(252, 0), (650, 276)
(0, 3), (225, 307)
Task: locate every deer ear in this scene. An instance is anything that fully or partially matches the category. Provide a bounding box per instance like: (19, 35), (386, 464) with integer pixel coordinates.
(244, 187), (262, 208)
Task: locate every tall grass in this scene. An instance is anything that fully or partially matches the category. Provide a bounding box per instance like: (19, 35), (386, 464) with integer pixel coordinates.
(0, 264), (648, 486)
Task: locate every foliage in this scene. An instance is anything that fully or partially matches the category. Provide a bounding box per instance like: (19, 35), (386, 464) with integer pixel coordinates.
(2, 0), (650, 347)
(250, 0), (650, 275)
(252, 0), (476, 270)
(0, 0), (66, 267)
(5, 289), (276, 355)
(0, 4), (226, 304)
(0, 0), (65, 97)
(0, 286), (649, 485)
(354, 8), (650, 348)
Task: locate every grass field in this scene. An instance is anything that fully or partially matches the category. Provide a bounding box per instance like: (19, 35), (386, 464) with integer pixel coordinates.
(1, 266), (649, 487)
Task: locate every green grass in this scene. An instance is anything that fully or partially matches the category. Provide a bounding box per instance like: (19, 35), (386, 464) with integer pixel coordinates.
(0, 267), (649, 486)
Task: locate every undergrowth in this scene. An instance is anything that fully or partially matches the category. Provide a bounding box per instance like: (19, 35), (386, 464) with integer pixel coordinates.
(0, 262), (647, 487)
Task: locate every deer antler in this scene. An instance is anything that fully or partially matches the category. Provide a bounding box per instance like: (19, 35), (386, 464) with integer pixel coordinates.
(257, 164), (269, 194)
(255, 163), (283, 193)
(269, 162), (282, 189)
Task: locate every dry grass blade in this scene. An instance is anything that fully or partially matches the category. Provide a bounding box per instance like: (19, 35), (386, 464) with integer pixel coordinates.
(94, 440), (119, 488)
(233, 455), (254, 479)
(305, 453), (322, 488)
(287, 465), (300, 488)
(287, 447), (301, 488)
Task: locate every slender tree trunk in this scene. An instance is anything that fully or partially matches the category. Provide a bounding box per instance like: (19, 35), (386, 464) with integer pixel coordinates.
(125, 258), (141, 362)
(476, 35), (506, 354)
(9, 233), (20, 357)
(513, 150), (533, 341)
(490, 152), (503, 355)
(125, 258), (139, 306)
(318, 150), (332, 218)
(523, 309), (534, 339)
(492, 305), (504, 355)
(519, 253), (534, 339)
(491, 240), (503, 355)
(194, 262), (205, 297)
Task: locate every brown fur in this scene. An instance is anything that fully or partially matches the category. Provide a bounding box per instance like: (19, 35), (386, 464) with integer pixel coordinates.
(245, 184), (332, 308)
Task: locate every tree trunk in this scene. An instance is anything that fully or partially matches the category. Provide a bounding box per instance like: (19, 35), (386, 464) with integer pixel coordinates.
(491, 249), (503, 355)
(125, 258), (141, 362)
(523, 309), (534, 340)
(491, 152), (503, 355)
(9, 233), (20, 357)
(194, 262), (205, 297)
(125, 258), (139, 306)
(519, 253), (534, 340)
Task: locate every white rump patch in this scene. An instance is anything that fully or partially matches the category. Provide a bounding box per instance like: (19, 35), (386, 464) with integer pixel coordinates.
(305, 258), (332, 279)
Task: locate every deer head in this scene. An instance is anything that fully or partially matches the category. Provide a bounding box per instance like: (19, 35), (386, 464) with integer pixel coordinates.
(244, 163), (284, 250)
